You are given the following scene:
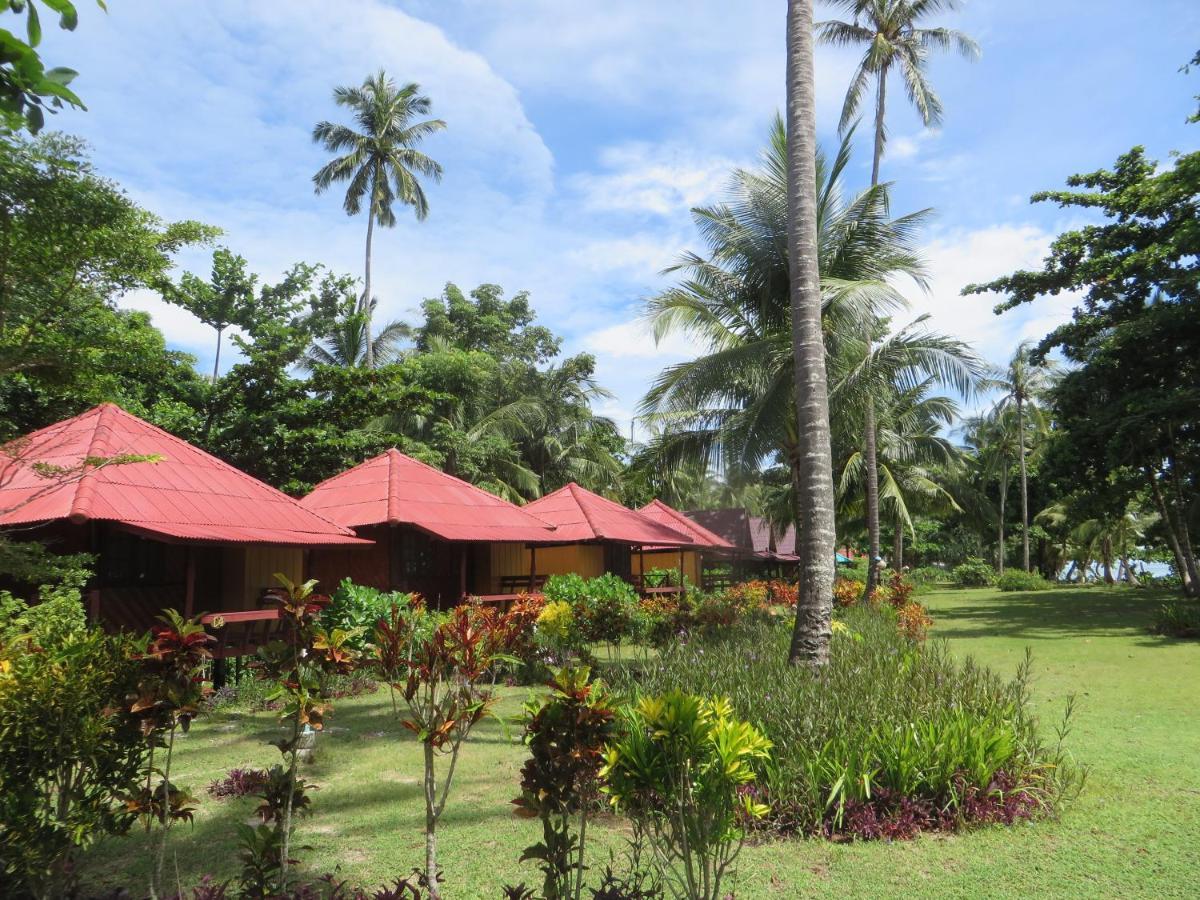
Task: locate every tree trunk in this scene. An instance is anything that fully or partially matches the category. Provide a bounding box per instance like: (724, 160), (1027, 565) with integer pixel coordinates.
(1122, 554), (1140, 586)
(362, 208), (376, 369)
(861, 400), (881, 603)
(1167, 457), (1200, 590)
(1148, 468), (1197, 596)
(212, 326), (223, 384)
(893, 515), (903, 571)
(424, 742), (440, 898)
(785, 0), (836, 668)
(998, 466), (1008, 576)
(1102, 537), (1114, 584)
(1017, 393), (1030, 572)
(871, 64), (888, 186)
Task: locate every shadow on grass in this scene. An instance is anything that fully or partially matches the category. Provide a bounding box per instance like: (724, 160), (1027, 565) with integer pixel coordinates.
(929, 586), (1178, 641)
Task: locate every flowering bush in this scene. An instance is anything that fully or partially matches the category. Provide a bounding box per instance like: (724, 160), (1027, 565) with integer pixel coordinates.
(833, 578), (864, 608)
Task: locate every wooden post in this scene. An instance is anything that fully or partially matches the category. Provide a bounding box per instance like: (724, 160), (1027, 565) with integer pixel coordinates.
(184, 545), (196, 618)
(388, 524), (398, 591)
(638, 545), (645, 591)
(528, 545), (537, 592)
(678, 548), (687, 601)
(459, 545), (468, 600)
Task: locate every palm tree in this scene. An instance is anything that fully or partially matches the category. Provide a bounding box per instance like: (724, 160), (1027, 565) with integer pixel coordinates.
(962, 411), (1021, 575)
(302, 296), (411, 370)
(312, 71), (445, 367)
(816, 0), (979, 184)
(786, 0), (835, 666)
(990, 342), (1057, 572)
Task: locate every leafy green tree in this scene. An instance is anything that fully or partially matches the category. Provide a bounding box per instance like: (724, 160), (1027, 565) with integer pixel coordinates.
(0, 1), (104, 134)
(161, 248), (257, 382)
(302, 294), (410, 370)
(416, 282), (559, 365)
(312, 71), (445, 367)
(816, 0), (979, 184)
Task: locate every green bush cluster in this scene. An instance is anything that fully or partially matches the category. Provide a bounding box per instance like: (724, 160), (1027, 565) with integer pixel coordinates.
(319, 579), (417, 652)
(542, 573), (639, 649)
(1153, 600), (1200, 638)
(996, 570), (1055, 592)
(615, 607), (1080, 834)
(952, 557), (997, 587)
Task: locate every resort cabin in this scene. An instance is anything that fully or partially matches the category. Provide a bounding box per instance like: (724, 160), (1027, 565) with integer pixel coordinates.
(516, 483), (695, 593)
(635, 499), (736, 588)
(0, 404), (368, 654)
(685, 507), (800, 584)
(301, 449), (561, 606)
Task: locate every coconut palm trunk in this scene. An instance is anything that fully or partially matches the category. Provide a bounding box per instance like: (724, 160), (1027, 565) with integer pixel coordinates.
(862, 399), (882, 600)
(362, 209), (375, 368)
(785, 0), (836, 667)
(1017, 392), (1030, 571)
(893, 512), (904, 571)
(871, 64), (888, 185)
(998, 464), (1008, 576)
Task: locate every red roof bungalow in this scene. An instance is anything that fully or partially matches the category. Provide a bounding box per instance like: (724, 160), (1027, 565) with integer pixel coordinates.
(517, 483), (694, 589)
(635, 499), (734, 587)
(300, 449), (563, 605)
(0, 404), (366, 647)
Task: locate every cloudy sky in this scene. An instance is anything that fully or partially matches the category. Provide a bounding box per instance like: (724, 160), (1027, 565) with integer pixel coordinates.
(39, 0), (1200, 436)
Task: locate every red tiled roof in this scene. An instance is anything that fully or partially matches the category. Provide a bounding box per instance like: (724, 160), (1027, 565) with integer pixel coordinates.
(301, 449), (559, 543)
(639, 499), (735, 550)
(0, 404), (367, 546)
(524, 483), (693, 546)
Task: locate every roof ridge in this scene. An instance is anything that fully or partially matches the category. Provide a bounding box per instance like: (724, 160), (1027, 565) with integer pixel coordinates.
(565, 482), (603, 539)
(387, 449), (401, 524)
(67, 404), (114, 524)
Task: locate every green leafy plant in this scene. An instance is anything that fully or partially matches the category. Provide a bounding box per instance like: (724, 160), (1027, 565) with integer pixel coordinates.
(320, 579), (416, 653)
(251, 574), (357, 891)
(513, 667), (617, 900)
(952, 558), (997, 587)
(1153, 600), (1200, 638)
(373, 600), (520, 899)
(0, 592), (144, 899)
(996, 570), (1054, 592)
(127, 609), (214, 898)
(602, 692), (772, 900)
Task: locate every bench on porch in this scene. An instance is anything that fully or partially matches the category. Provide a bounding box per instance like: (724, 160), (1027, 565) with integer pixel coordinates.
(498, 574), (548, 594)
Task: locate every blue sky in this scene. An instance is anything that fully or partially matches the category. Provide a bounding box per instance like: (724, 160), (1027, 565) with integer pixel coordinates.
(39, 0), (1200, 437)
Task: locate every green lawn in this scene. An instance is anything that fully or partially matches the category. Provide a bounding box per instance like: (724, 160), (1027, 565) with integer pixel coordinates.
(81, 586), (1200, 898)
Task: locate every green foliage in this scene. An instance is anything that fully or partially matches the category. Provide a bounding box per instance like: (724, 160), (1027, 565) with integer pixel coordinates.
(1153, 600), (1200, 638)
(0, 593), (145, 898)
(0, 1), (105, 134)
(952, 557), (996, 587)
(617, 608), (1079, 836)
(541, 573), (640, 651)
(513, 667), (617, 900)
(996, 570), (1054, 592)
(320, 579), (416, 653)
(602, 692), (771, 900)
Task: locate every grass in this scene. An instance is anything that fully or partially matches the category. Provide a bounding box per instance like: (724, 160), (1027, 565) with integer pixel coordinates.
(80, 586), (1199, 898)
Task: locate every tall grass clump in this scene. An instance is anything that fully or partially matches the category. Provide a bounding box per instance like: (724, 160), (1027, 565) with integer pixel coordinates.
(614, 606), (1083, 839)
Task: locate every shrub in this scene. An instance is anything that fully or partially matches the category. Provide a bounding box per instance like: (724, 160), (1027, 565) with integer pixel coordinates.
(0, 594), (145, 898)
(896, 601), (933, 642)
(996, 570), (1054, 592)
(208, 767), (272, 800)
(602, 692), (772, 900)
(766, 580), (798, 607)
(321, 580), (416, 653)
(722, 580), (769, 612)
(615, 608), (1081, 839)
(952, 558), (996, 587)
(907, 566), (950, 587)
(873, 571), (915, 607)
(577, 574), (639, 647)
(1153, 600), (1200, 638)
(833, 578), (863, 608)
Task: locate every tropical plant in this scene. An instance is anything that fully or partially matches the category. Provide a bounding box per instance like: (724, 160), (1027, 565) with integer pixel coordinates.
(996, 570), (1053, 592)
(312, 70), (446, 367)
(0, 592), (145, 899)
(372, 601), (520, 899)
(951, 557), (995, 587)
(250, 575), (357, 891)
(602, 692), (772, 899)
(641, 116), (926, 664)
(319, 579), (416, 654)
(512, 667), (617, 900)
(126, 609), (214, 898)
(302, 294), (411, 370)
(816, 0), (979, 184)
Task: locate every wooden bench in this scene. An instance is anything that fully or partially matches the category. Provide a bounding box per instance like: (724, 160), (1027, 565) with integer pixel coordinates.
(498, 574), (547, 593)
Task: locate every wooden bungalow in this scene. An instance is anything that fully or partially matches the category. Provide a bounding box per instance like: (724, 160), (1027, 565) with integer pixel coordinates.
(634, 499), (736, 588)
(300, 449), (562, 606)
(685, 507), (797, 583)
(516, 483), (694, 594)
(0, 404), (368, 655)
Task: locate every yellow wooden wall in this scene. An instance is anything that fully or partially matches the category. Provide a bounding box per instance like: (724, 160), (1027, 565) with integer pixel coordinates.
(489, 542), (606, 591)
(221, 546), (304, 610)
(632, 549), (702, 585)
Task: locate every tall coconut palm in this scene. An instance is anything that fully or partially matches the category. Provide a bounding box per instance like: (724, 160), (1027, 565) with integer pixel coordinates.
(785, 0), (835, 665)
(816, 0), (979, 184)
(962, 411), (1022, 575)
(990, 342), (1058, 571)
(312, 71), (445, 367)
(302, 296), (411, 370)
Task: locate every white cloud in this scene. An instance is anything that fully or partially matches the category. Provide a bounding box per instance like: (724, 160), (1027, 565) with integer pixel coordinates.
(571, 143), (738, 217)
(914, 223), (1077, 366)
(584, 320), (706, 361)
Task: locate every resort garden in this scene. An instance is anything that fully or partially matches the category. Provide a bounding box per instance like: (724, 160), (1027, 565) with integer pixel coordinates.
(1, 1), (1199, 898)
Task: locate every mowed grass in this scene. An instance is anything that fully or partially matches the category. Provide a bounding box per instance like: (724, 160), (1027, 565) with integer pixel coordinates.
(80, 586), (1200, 898)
